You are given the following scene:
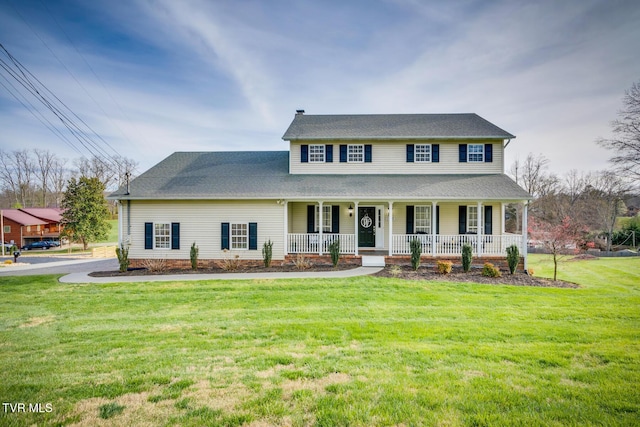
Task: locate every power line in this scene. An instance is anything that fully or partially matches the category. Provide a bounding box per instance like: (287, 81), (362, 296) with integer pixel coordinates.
(0, 43), (122, 171)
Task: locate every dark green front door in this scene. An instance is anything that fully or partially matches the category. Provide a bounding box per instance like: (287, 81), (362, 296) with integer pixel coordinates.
(358, 207), (376, 247)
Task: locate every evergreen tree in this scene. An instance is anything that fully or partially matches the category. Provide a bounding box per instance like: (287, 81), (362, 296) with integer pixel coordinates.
(61, 176), (110, 250)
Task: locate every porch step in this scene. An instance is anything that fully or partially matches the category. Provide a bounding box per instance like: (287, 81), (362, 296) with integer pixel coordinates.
(361, 255), (386, 267)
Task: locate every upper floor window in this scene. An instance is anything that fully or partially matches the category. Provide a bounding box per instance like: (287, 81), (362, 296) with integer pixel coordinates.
(468, 144), (484, 162)
(309, 145), (325, 163)
(415, 144), (432, 162)
(348, 144), (364, 163)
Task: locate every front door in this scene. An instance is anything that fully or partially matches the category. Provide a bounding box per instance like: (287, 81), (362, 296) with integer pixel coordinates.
(358, 207), (376, 247)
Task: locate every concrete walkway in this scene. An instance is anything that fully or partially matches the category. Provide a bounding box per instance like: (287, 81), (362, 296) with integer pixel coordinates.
(59, 266), (384, 284)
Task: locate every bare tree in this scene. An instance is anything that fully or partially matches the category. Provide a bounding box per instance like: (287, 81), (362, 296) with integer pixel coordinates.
(73, 156), (117, 190)
(0, 149), (37, 207)
(34, 149), (57, 207)
(587, 170), (630, 251)
(598, 80), (640, 181)
(49, 157), (70, 207)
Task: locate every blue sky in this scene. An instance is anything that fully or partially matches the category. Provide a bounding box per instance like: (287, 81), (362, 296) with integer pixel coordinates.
(0, 0), (639, 176)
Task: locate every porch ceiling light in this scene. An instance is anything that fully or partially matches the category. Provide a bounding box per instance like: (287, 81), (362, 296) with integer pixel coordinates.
(348, 204), (354, 217)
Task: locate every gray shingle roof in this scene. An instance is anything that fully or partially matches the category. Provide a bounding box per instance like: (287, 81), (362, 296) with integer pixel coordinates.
(109, 151), (530, 201)
(282, 113), (516, 140)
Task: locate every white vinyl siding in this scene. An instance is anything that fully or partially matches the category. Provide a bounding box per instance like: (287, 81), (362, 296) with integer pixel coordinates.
(127, 200), (284, 260)
(289, 141), (503, 174)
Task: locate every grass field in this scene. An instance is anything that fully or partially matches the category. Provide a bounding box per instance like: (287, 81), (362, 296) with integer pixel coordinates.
(0, 255), (638, 426)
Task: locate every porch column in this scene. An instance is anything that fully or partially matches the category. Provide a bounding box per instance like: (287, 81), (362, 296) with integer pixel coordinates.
(431, 201), (437, 257)
(354, 201), (359, 256)
(318, 201), (323, 256)
(522, 202), (528, 271)
(477, 201), (483, 257)
(117, 201), (123, 246)
(283, 201), (288, 256)
(388, 201), (394, 256)
(500, 202), (506, 234)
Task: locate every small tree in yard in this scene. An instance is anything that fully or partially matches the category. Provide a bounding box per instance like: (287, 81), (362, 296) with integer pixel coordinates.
(61, 176), (110, 250)
(410, 238), (422, 271)
(529, 216), (581, 281)
(190, 242), (199, 270)
(506, 244), (520, 274)
(461, 243), (472, 272)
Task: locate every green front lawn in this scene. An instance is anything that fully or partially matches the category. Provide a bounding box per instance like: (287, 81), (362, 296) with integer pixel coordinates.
(0, 255), (638, 426)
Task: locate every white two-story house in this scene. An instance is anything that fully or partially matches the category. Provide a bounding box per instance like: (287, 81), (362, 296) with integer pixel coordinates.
(110, 112), (531, 269)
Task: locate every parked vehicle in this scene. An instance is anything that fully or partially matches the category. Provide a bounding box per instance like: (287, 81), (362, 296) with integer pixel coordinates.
(21, 241), (53, 250)
(43, 240), (61, 247)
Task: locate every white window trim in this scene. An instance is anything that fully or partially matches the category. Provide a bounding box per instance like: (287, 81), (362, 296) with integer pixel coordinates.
(467, 206), (478, 233)
(3, 225), (10, 233)
(415, 144), (432, 163)
(154, 222), (171, 250)
(414, 205), (432, 234)
(468, 144), (484, 163)
(309, 144), (325, 163)
(347, 144), (364, 163)
(231, 222), (249, 250)
(315, 205), (332, 233)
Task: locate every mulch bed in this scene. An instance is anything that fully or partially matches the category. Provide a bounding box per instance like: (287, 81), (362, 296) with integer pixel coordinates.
(373, 265), (579, 288)
(89, 262), (355, 277)
(90, 262), (577, 288)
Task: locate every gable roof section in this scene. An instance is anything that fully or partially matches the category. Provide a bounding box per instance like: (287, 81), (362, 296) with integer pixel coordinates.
(1, 209), (48, 226)
(109, 151), (530, 201)
(19, 208), (63, 223)
(282, 113), (515, 141)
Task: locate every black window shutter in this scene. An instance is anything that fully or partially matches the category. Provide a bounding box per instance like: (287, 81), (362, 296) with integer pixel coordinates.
(406, 144), (414, 162)
(339, 145), (347, 162)
(436, 205), (440, 234)
(364, 145), (372, 162)
(221, 222), (230, 250)
(459, 144), (467, 163)
(484, 206), (493, 235)
(171, 223), (180, 250)
(459, 206), (467, 234)
(307, 205), (315, 233)
(301, 145), (308, 163)
(406, 206), (414, 234)
(432, 144), (440, 163)
(485, 144), (493, 163)
(331, 205), (340, 233)
(326, 145), (333, 163)
(249, 222), (258, 250)
(144, 222), (153, 249)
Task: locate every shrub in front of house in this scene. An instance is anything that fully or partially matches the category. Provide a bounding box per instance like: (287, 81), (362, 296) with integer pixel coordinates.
(506, 244), (519, 274)
(482, 262), (501, 277)
(262, 239), (273, 268)
(410, 238), (422, 271)
(190, 242), (199, 270)
(329, 239), (340, 268)
(436, 260), (453, 275)
(461, 243), (472, 272)
(115, 244), (130, 273)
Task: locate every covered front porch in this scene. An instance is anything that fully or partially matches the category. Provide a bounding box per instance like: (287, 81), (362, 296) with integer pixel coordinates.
(283, 200), (528, 259)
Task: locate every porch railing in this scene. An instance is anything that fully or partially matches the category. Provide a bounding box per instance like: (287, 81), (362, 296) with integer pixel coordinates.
(287, 233), (523, 256)
(392, 234), (523, 256)
(287, 233), (356, 254)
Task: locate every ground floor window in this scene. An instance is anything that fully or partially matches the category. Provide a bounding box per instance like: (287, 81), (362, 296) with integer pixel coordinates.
(415, 205), (432, 233)
(231, 223), (248, 249)
(467, 206), (478, 233)
(154, 223), (171, 249)
(315, 205), (332, 232)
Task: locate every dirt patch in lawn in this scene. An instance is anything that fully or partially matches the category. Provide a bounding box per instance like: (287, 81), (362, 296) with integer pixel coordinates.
(374, 265), (578, 288)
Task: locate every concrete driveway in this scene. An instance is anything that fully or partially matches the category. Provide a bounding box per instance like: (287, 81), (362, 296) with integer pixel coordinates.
(0, 256), (118, 276)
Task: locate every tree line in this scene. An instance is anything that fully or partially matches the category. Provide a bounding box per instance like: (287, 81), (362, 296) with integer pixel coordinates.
(0, 149), (137, 209)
